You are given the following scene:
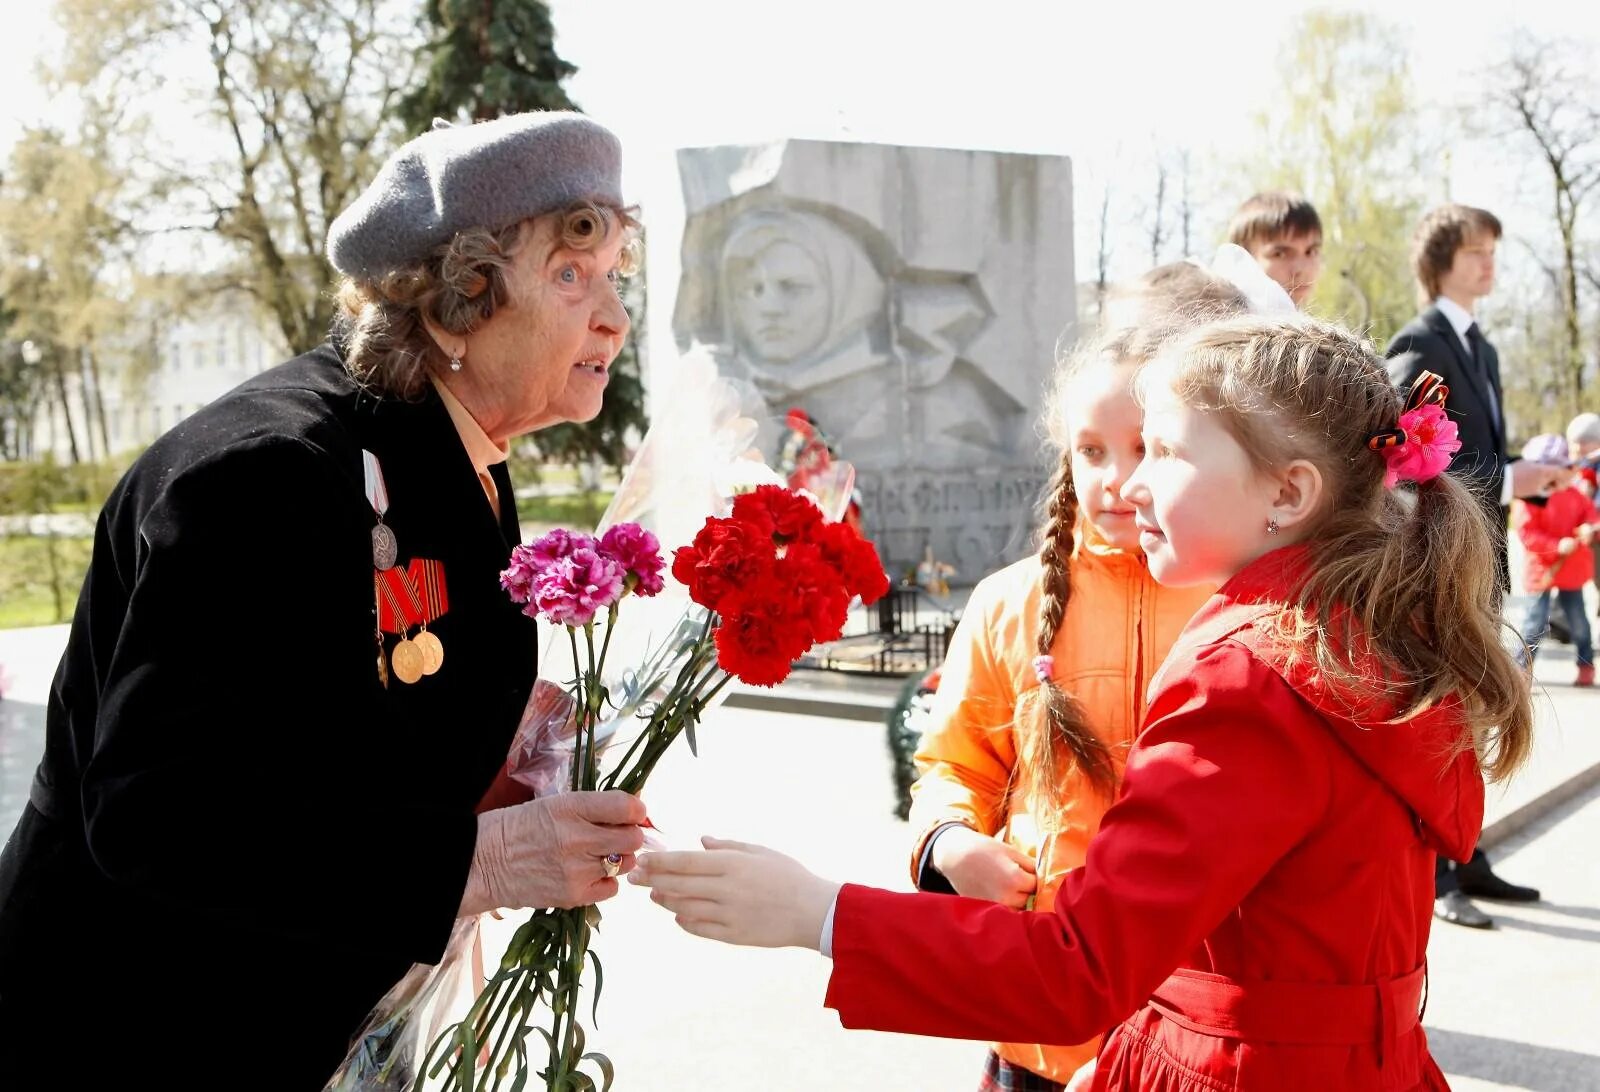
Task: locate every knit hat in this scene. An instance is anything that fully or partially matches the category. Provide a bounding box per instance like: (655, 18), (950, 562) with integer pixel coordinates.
(1521, 433), (1572, 467)
(327, 111), (623, 280)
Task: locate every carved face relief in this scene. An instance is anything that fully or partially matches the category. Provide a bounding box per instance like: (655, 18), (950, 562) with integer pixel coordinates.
(724, 237), (831, 365)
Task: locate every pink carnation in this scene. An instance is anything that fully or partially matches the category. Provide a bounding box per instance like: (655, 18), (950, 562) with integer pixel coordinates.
(500, 544), (540, 604)
(530, 546), (626, 627)
(598, 523), (666, 597)
(1382, 404), (1461, 488)
(528, 528), (595, 568)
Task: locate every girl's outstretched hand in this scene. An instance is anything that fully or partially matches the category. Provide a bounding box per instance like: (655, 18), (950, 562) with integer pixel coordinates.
(629, 836), (841, 950)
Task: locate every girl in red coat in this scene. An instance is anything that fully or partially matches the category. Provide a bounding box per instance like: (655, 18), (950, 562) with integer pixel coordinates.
(635, 316), (1533, 1092)
(1512, 432), (1600, 686)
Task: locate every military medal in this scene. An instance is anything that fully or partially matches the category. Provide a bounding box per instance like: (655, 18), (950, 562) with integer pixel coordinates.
(372, 524), (397, 571)
(390, 637), (425, 684)
(414, 559), (449, 676)
(363, 449), (398, 570)
(377, 565), (428, 685)
(415, 628), (444, 675)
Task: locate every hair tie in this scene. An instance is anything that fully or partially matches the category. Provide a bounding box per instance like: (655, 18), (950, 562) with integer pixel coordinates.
(1032, 655), (1054, 685)
(1366, 371), (1460, 488)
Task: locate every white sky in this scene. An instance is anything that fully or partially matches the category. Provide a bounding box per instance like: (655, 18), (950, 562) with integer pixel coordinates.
(2, 0), (1597, 289)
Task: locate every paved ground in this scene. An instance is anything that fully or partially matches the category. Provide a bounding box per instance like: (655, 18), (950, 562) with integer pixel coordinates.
(2, 618), (1597, 1090)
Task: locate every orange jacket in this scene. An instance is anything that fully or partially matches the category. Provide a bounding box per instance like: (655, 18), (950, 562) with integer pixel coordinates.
(907, 523), (1212, 1082)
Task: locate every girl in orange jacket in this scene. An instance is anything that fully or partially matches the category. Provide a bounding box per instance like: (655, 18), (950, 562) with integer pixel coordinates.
(907, 318), (1213, 1089)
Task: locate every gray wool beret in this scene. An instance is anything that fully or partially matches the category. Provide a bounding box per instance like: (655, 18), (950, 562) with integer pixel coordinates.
(326, 111), (624, 280)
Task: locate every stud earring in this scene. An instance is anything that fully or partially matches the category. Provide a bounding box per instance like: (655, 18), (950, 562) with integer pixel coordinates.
(1267, 518), (1280, 536)
(449, 354), (462, 373)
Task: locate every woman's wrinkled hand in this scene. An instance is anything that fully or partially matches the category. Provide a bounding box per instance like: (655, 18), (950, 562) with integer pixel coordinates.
(931, 825), (1037, 908)
(459, 790), (647, 917)
(629, 837), (840, 950)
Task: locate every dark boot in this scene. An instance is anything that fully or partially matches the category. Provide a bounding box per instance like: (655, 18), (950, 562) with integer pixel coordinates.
(1456, 849), (1541, 902)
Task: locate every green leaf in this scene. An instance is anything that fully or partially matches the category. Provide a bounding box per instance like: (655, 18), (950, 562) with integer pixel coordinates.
(587, 950), (605, 1026)
(585, 904), (603, 930)
(684, 713), (699, 757)
(566, 1072), (596, 1092)
(581, 1052), (616, 1092)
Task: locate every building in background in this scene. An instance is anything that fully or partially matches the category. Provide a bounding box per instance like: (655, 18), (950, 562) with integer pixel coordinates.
(24, 290), (288, 464)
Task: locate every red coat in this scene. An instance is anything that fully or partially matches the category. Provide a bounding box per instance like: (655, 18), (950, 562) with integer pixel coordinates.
(1514, 487), (1600, 592)
(826, 548), (1482, 1091)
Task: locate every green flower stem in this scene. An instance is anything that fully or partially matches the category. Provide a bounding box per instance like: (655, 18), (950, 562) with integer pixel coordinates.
(582, 624), (601, 790)
(693, 671), (734, 714)
(552, 910), (591, 1084)
(474, 954), (545, 1092)
(594, 603), (618, 690)
(567, 629), (585, 794)
(542, 911), (575, 1084)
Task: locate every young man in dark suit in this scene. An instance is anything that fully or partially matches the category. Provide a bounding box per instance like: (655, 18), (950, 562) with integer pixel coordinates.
(1387, 204), (1558, 931)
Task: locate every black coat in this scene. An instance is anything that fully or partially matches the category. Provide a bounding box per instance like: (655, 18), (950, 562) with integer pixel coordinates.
(0, 344), (537, 1087)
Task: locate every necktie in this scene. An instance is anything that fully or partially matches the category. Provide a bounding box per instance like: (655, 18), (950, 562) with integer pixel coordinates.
(1466, 323), (1500, 431)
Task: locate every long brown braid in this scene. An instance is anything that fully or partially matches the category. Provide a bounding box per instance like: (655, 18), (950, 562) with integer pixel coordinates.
(1022, 447), (1117, 811)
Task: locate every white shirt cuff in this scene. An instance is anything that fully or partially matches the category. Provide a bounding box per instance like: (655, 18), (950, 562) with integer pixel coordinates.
(819, 892), (839, 958)
(1502, 467), (1515, 507)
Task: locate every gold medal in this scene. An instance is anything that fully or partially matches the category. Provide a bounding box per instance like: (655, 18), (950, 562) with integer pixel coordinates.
(415, 628), (444, 675)
(376, 646), (389, 688)
(391, 638), (425, 684)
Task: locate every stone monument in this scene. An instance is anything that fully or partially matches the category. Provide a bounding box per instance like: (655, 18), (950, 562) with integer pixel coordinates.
(664, 139), (1074, 582)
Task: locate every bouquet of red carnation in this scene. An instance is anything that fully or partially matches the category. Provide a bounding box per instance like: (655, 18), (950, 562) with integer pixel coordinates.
(331, 488), (886, 1092)
(671, 484), (889, 687)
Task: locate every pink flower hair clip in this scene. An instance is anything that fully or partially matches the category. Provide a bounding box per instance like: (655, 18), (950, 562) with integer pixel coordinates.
(1032, 654), (1054, 685)
(1367, 371), (1461, 489)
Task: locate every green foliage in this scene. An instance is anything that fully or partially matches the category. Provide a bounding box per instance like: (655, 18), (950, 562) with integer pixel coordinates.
(1241, 10), (1431, 344)
(400, 0), (577, 133)
(51, 0), (421, 355)
(0, 534), (94, 628)
(513, 490), (614, 532)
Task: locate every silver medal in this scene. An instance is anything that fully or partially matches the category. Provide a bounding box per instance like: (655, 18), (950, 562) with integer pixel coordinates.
(372, 522), (398, 570)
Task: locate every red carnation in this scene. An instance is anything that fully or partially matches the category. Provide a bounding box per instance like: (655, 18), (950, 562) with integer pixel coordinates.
(776, 542), (851, 644)
(732, 484), (824, 544)
(670, 517), (775, 615)
(812, 521), (890, 604)
(713, 599), (814, 687)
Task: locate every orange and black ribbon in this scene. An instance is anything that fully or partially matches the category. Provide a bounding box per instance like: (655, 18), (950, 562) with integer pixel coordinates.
(1368, 371), (1451, 452)
(412, 558), (449, 624)
(376, 566), (425, 634)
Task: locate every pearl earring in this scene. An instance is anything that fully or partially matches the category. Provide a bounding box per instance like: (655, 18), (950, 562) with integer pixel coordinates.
(1267, 518), (1280, 535)
(449, 354), (462, 373)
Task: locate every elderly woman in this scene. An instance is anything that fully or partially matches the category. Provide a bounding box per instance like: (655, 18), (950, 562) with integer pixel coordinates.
(0, 112), (647, 1086)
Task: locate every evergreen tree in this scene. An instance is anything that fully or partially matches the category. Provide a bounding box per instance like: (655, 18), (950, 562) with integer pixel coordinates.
(400, 0), (578, 132)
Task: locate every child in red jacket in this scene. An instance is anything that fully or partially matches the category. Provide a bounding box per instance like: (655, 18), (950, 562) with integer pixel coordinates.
(1514, 433), (1600, 685)
(635, 318), (1533, 1092)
